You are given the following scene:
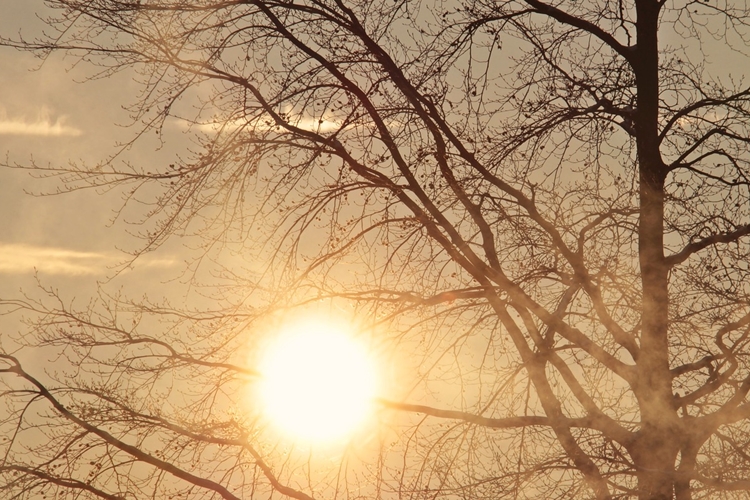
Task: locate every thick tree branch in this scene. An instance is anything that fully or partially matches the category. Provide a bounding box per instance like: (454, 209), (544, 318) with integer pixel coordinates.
(523, 0), (634, 61)
(0, 354), (312, 500)
(0, 465), (125, 500)
(665, 224), (750, 267)
(659, 87), (750, 142)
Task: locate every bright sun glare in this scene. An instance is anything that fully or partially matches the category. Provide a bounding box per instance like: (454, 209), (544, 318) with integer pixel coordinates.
(258, 319), (377, 443)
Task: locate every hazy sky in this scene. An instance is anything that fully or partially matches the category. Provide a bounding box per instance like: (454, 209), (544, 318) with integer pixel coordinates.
(1, 1), (745, 317)
(0, 2), (189, 337)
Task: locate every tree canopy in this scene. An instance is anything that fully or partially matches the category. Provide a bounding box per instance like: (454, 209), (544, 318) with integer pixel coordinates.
(3, 0), (750, 499)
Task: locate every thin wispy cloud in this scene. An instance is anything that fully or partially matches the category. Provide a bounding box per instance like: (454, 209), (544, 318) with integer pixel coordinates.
(0, 106), (82, 136)
(182, 110), (405, 136)
(0, 244), (176, 275)
(180, 104), (350, 135)
(188, 116), (343, 134)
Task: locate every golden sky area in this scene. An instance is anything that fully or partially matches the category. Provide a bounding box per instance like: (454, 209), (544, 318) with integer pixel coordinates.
(0, 4), (199, 300)
(2, 2), (750, 499)
(0, 0), (742, 294)
(0, 6), (392, 450)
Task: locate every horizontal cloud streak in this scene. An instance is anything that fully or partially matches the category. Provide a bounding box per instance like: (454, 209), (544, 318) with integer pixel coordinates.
(187, 116), (343, 134)
(0, 244), (176, 275)
(0, 106), (82, 136)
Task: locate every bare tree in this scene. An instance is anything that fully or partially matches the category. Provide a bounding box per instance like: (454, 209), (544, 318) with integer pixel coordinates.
(3, 0), (750, 498)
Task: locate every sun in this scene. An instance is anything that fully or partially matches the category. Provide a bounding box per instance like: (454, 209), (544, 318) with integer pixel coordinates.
(257, 318), (377, 442)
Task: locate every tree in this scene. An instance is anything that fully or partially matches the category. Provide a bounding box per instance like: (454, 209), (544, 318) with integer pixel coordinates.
(2, 0), (750, 498)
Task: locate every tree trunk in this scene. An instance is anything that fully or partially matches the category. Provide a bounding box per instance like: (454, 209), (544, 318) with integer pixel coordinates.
(631, 429), (680, 499)
(674, 446), (698, 500)
(633, 2), (678, 498)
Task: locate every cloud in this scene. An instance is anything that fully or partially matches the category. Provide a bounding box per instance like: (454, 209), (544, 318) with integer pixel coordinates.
(0, 244), (105, 275)
(0, 106), (82, 136)
(0, 244), (176, 275)
(179, 105), (349, 135)
(186, 116), (344, 134)
(180, 111), (406, 136)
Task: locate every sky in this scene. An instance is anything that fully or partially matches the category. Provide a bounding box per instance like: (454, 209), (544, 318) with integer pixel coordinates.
(0, 2), (190, 340)
(0, 1), (741, 280)
(2, 3), (750, 497)
(0, 0), (746, 342)
(0, 4), (404, 455)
